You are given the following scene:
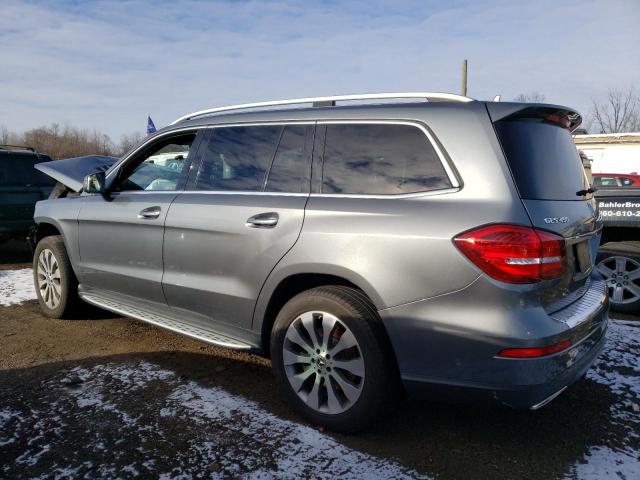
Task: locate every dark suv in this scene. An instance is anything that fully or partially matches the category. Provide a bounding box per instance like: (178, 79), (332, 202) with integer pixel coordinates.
(31, 93), (608, 431)
(0, 146), (54, 244)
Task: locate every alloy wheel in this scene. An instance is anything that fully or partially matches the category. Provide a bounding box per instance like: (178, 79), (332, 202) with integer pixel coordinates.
(283, 311), (365, 415)
(597, 255), (640, 305)
(37, 248), (62, 309)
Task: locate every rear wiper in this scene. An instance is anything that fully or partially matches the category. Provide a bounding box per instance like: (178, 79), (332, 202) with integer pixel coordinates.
(576, 187), (597, 196)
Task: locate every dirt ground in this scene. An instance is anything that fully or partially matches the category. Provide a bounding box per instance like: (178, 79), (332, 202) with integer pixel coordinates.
(1, 254), (639, 479)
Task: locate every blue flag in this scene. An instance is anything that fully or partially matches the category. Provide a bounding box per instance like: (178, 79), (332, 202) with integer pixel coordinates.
(147, 116), (157, 135)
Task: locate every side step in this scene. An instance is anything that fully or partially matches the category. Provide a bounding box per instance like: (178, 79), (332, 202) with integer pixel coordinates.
(79, 290), (252, 350)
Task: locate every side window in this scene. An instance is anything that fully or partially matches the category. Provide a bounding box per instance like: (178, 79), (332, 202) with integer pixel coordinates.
(0, 154), (55, 187)
(594, 176), (616, 187)
(195, 126), (281, 191)
(116, 134), (195, 192)
(265, 125), (308, 193)
(322, 124), (452, 195)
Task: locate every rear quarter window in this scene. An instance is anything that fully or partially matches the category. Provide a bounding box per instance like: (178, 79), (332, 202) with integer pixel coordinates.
(321, 124), (452, 195)
(494, 120), (589, 201)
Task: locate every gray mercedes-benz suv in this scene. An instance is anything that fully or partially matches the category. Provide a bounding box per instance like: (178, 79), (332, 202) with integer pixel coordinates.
(32, 93), (608, 432)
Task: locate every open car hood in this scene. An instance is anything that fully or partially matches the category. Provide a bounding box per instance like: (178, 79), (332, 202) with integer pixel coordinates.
(34, 155), (118, 192)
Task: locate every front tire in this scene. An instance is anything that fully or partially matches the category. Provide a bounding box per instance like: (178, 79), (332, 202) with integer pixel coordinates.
(33, 235), (79, 318)
(270, 286), (396, 432)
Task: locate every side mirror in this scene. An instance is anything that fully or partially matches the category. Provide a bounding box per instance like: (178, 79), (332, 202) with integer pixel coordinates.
(83, 171), (106, 195)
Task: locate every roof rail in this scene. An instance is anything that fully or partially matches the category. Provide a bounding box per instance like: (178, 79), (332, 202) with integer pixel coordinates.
(170, 92), (474, 125)
(0, 144), (35, 152)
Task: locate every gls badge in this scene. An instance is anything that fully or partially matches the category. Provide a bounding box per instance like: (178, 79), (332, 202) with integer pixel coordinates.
(544, 217), (569, 224)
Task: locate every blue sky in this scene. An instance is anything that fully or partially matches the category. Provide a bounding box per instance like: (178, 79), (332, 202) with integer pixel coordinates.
(1, 0), (639, 140)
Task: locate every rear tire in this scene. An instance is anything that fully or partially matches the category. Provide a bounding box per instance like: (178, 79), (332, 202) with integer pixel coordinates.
(33, 235), (79, 318)
(597, 242), (640, 313)
(270, 285), (396, 432)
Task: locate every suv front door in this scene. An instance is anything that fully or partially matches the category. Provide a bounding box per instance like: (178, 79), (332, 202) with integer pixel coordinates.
(76, 131), (200, 304)
(162, 124), (313, 329)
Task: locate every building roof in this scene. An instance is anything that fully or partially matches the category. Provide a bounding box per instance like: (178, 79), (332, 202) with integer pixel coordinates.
(574, 132), (640, 145)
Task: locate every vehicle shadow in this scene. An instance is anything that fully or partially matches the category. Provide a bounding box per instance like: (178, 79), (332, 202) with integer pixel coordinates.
(0, 349), (617, 480)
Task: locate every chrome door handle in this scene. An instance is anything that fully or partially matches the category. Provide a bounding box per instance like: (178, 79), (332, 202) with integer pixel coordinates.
(246, 212), (279, 228)
(138, 206), (161, 219)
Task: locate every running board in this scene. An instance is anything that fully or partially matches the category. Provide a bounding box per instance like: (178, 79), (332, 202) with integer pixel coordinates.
(79, 290), (252, 350)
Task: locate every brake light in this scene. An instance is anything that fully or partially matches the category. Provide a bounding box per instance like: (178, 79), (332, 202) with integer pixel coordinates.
(454, 224), (566, 284)
(498, 339), (572, 358)
(545, 113), (571, 129)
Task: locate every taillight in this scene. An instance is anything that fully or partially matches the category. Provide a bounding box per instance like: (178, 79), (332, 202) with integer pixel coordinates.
(454, 224), (566, 284)
(544, 113), (571, 129)
(498, 339), (572, 358)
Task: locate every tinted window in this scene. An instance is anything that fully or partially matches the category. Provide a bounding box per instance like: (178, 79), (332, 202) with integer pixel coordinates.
(265, 125), (308, 193)
(593, 176), (617, 187)
(196, 126), (281, 191)
(322, 124), (451, 195)
(117, 134), (195, 192)
(0, 154), (55, 187)
(494, 120), (589, 200)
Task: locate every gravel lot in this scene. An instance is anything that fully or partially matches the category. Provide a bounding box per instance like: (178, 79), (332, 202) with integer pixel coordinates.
(1, 263), (639, 479)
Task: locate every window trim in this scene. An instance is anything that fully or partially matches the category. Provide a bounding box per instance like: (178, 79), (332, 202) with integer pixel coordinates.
(105, 121), (315, 182)
(316, 120), (461, 197)
(106, 120), (458, 198)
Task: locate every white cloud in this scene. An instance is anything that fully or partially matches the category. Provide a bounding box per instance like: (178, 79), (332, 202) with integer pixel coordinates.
(0, 0), (638, 139)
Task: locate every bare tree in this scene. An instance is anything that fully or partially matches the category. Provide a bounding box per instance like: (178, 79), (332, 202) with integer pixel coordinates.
(514, 91), (546, 103)
(2, 123), (145, 159)
(118, 131), (144, 156)
(0, 125), (9, 144)
(590, 87), (640, 134)
(21, 123), (116, 159)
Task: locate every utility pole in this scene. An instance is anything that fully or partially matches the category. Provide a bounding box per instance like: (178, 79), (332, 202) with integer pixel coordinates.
(461, 59), (468, 96)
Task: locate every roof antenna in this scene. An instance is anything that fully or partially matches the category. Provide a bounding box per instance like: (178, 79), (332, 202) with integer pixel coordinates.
(493, 95), (501, 102)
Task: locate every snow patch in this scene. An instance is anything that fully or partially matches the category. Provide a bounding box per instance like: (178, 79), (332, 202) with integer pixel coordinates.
(0, 268), (36, 306)
(2, 360), (423, 478)
(564, 319), (640, 479)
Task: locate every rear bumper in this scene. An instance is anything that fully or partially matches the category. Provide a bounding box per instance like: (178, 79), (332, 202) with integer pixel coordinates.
(379, 274), (609, 409)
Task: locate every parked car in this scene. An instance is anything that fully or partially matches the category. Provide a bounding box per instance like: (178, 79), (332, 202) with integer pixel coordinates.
(31, 93), (608, 432)
(594, 178), (640, 312)
(593, 172), (640, 188)
(0, 145), (55, 244)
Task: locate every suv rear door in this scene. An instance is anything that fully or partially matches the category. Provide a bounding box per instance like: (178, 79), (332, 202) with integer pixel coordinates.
(489, 104), (602, 310)
(162, 123), (313, 329)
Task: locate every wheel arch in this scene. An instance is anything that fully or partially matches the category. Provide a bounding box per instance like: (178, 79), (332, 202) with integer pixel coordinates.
(254, 265), (387, 357)
(30, 217), (81, 279)
(33, 221), (62, 242)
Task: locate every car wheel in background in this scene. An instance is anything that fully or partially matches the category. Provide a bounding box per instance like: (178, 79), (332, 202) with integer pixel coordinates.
(597, 242), (640, 313)
(33, 235), (79, 318)
(270, 285), (396, 432)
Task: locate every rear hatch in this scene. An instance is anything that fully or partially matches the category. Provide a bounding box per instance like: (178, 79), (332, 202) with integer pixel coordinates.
(488, 104), (602, 310)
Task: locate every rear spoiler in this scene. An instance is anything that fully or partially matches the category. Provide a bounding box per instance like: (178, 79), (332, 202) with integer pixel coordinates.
(486, 102), (582, 132)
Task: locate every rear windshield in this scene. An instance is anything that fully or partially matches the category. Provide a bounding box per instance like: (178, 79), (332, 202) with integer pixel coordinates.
(0, 154), (55, 187)
(494, 119), (589, 201)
